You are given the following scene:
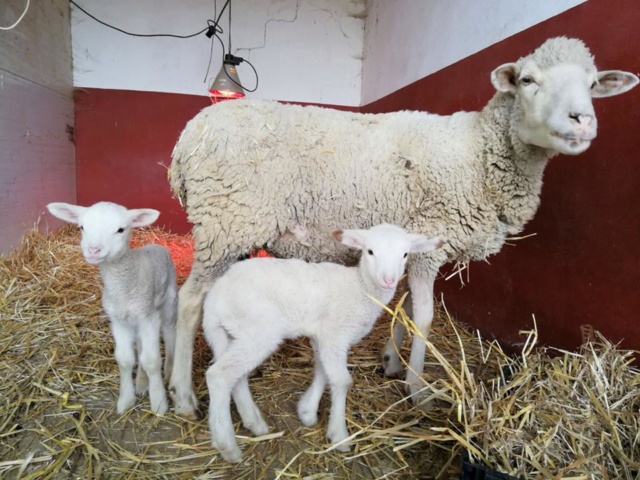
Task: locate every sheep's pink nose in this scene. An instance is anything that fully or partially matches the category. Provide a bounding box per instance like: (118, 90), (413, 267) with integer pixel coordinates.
(88, 247), (101, 255)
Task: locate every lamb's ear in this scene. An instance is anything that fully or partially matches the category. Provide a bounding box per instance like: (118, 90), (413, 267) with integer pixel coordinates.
(409, 234), (444, 254)
(491, 63), (520, 93)
(592, 70), (639, 98)
(129, 209), (160, 228)
(334, 229), (368, 250)
(46, 202), (85, 224)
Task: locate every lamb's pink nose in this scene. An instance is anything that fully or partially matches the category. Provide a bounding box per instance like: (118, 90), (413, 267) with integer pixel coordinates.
(88, 247), (101, 255)
(383, 275), (395, 287)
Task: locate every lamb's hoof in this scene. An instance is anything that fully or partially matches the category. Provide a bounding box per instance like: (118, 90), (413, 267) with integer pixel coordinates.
(150, 396), (169, 415)
(212, 438), (242, 463)
(135, 379), (149, 396)
(327, 426), (351, 452)
(381, 350), (403, 378)
(169, 386), (199, 418)
(243, 416), (269, 436)
(297, 403), (318, 427)
(117, 395), (136, 414)
(405, 383), (435, 410)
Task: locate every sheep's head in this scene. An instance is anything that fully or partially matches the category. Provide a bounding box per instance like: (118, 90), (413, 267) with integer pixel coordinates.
(491, 37), (638, 155)
(46, 202), (159, 264)
(333, 224), (443, 291)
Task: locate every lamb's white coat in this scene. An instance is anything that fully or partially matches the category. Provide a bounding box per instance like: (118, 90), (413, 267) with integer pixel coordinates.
(202, 224), (442, 462)
(168, 37), (639, 415)
(46, 202), (178, 415)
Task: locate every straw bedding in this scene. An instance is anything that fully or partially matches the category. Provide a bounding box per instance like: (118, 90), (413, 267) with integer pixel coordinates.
(1, 227), (638, 479)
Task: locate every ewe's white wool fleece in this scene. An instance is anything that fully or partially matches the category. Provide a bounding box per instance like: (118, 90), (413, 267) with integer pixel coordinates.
(170, 38), (593, 278)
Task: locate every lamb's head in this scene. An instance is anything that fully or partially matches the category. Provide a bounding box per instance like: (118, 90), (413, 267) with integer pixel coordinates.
(491, 37), (638, 155)
(333, 224), (443, 291)
(46, 202), (159, 264)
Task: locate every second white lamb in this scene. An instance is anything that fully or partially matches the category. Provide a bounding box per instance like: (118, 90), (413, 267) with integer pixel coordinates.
(202, 223), (443, 462)
(47, 201), (177, 415)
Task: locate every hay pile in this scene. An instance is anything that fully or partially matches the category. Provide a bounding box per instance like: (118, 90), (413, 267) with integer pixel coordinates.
(1, 226), (638, 479)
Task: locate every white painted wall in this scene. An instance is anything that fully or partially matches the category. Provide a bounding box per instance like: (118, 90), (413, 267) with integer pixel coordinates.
(71, 0), (365, 106)
(0, 0), (75, 255)
(361, 0), (587, 105)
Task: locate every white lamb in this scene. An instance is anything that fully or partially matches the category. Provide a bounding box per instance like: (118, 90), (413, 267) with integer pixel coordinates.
(202, 224), (442, 462)
(46, 201), (177, 415)
(168, 37), (639, 415)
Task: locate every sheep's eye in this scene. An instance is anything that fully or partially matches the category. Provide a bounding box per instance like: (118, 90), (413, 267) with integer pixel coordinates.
(591, 81), (597, 89)
(116, 227), (125, 234)
(367, 249), (374, 256)
(79, 226), (84, 231)
(403, 253), (408, 258)
(520, 76), (534, 86)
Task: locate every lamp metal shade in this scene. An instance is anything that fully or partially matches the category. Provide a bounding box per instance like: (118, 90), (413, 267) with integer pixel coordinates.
(209, 64), (245, 99)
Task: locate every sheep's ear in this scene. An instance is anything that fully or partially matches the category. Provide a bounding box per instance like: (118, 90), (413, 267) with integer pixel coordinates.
(336, 229), (368, 250)
(128, 209), (160, 228)
(491, 63), (519, 93)
(592, 70), (639, 98)
(408, 234), (443, 254)
(46, 202), (85, 224)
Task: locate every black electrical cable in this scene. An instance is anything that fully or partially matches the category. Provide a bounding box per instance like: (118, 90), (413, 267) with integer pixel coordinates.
(69, 0), (213, 39)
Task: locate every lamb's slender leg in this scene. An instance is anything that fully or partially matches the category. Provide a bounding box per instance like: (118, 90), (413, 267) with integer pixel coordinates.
(206, 336), (281, 463)
(169, 266), (210, 416)
(404, 271), (436, 402)
(297, 338), (327, 426)
(111, 320), (137, 414)
(135, 358), (149, 396)
(317, 343), (352, 451)
(208, 326), (268, 437)
(138, 316), (168, 414)
(232, 377), (269, 436)
(381, 296), (412, 377)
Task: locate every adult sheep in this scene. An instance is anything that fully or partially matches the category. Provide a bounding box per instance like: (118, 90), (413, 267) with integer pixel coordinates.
(168, 37), (638, 416)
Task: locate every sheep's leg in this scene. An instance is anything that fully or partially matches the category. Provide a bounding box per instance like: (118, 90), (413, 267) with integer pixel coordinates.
(111, 320), (137, 414)
(208, 326), (268, 437)
(404, 272), (436, 404)
(317, 343), (352, 451)
(169, 267), (209, 416)
(381, 296), (412, 377)
(207, 336), (281, 463)
(297, 339), (327, 426)
(138, 317), (169, 414)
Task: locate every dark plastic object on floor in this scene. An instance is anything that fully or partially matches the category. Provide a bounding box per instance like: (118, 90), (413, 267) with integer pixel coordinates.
(460, 450), (519, 480)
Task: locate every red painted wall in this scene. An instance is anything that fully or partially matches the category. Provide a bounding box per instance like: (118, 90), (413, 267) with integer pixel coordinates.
(362, 0), (640, 353)
(74, 0), (640, 353)
(75, 89), (208, 234)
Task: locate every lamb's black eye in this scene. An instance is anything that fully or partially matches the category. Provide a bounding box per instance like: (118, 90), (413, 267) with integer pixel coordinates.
(591, 81), (597, 89)
(79, 226), (84, 231)
(367, 249), (374, 256)
(403, 253), (408, 258)
(520, 76), (534, 85)
(116, 228), (125, 234)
